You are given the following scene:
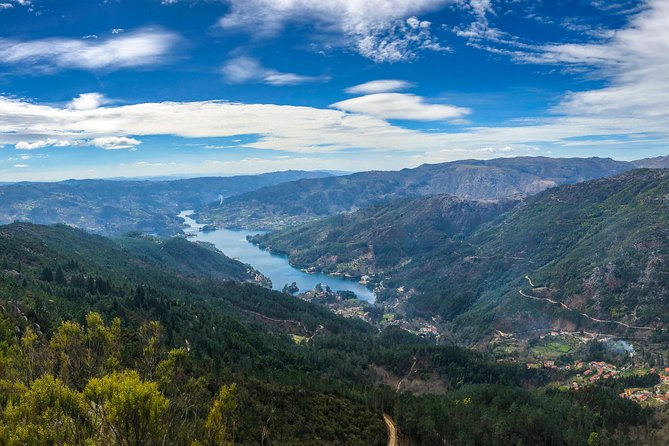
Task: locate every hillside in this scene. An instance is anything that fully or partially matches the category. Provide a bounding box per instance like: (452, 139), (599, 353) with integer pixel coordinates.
(0, 170), (332, 236)
(201, 156), (632, 229)
(116, 234), (268, 284)
(253, 169), (669, 341)
(0, 222), (654, 445)
(251, 194), (518, 280)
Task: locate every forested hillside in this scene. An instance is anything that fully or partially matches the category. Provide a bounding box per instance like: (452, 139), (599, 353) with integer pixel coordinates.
(202, 157), (631, 229)
(251, 194), (518, 280)
(0, 222), (655, 444)
(253, 169), (669, 341)
(0, 170), (331, 236)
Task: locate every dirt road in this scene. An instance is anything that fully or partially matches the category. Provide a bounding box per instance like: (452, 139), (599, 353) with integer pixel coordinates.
(383, 414), (397, 446)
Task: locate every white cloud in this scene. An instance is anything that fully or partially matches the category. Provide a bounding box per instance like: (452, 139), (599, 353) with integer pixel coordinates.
(111, 28), (124, 34)
(68, 93), (112, 111)
(89, 136), (142, 150)
(14, 135), (139, 151)
(0, 29), (180, 73)
(453, 0), (503, 41)
(14, 164), (28, 168)
(331, 93), (471, 121)
(0, 3), (13, 10)
(221, 56), (329, 85)
(91, 136), (141, 150)
(0, 81), (667, 161)
(15, 139), (72, 150)
(218, 0), (451, 62)
(345, 80), (413, 94)
(501, 0), (669, 125)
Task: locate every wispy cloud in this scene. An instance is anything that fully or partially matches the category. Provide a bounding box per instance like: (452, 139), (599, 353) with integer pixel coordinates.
(0, 29), (180, 73)
(345, 80), (413, 94)
(15, 136), (140, 151)
(221, 56), (329, 85)
(331, 93), (471, 121)
(218, 0), (451, 62)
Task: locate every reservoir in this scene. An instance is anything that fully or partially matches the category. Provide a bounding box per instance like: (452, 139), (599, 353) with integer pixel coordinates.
(178, 211), (376, 303)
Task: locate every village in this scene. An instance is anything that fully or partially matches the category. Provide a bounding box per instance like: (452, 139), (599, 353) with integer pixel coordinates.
(548, 360), (669, 407)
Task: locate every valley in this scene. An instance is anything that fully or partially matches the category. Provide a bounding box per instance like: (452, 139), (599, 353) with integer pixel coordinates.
(4, 157), (669, 445)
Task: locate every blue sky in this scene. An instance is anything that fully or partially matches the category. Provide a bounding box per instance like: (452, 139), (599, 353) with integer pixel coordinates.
(0, 0), (667, 181)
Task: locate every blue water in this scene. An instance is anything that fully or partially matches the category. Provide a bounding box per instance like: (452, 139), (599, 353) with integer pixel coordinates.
(179, 211), (375, 303)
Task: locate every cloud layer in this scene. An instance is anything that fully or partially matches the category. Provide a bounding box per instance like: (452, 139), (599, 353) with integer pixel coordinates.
(0, 29), (179, 72)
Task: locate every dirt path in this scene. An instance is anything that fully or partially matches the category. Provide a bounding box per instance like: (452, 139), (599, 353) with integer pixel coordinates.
(395, 357), (417, 392)
(383, 414), (397, 446)
(519, 277), (655, 331)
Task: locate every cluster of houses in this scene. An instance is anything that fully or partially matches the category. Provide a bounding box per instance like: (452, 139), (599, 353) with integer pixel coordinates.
(567, 361), (621, 390)
(619, 368), (669, 405)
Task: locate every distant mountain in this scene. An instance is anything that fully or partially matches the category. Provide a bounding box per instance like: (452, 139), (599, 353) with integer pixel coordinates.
(251, 194), (518, 280)
(253, 169), (669, 341)
(0, 170), (332, 236)
(202, 156), (633, 229)
(632, 155), (669, 169)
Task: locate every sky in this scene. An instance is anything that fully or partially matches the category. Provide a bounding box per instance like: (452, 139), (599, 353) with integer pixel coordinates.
(0, 0), (667, 181)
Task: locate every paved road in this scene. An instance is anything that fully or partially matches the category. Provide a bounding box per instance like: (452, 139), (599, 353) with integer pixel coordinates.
(383, 414), (397, 446)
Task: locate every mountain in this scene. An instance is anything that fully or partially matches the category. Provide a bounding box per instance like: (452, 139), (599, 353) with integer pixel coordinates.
(116, 233), (268, 284)
(252, 169), (669, 341)
(201, 156), (632, 229)
(632, 155), (669, 169)
(0, 170), (332, 236)
(0, 222), (653, 445)
(251, 194), (518, 280)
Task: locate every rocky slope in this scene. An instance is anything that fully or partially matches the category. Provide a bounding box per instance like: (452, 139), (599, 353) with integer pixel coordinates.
(203, 156), (632, 229)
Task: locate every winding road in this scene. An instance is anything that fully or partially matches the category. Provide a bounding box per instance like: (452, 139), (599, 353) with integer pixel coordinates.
(383, 414), (397, 446)
(519, 276), (655, 331)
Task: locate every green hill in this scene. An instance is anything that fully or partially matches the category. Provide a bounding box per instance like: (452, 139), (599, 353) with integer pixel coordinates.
(253, 169), (669, 341)
(251, 194), (517, 281)
(0, 222), (653, 444)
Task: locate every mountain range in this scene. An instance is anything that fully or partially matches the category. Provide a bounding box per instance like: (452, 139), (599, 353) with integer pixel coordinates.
(202, 156), (662, 230)
(252, 168), (669, 342)
(0, 170), (332, 236)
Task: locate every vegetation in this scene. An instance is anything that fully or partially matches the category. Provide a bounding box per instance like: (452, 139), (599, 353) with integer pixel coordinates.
(0, 221), (657, 444)
(251, 194), (517, 281)
(253, 169), (669, 342)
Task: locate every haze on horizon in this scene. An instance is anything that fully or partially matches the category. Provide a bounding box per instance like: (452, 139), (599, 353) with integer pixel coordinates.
(0, 0), (667, 182)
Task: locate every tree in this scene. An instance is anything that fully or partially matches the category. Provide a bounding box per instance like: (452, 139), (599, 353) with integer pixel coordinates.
(84, 370), (169, 446)
(138, 320), (163, 380)
(39, 266), (53, 282)
(202, 384), (238, 446)
(50, 313), (122, 389)
(55, 266), (66, 285)
(1, 374), (91, 445)
(50, 320), (87, 389)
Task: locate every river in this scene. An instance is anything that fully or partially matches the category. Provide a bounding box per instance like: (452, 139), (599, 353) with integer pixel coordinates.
(178, 211), (376, 303)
